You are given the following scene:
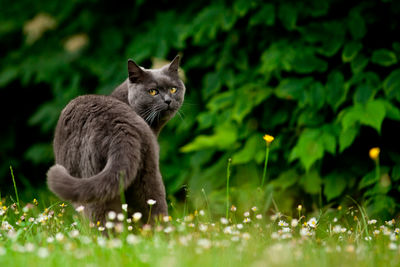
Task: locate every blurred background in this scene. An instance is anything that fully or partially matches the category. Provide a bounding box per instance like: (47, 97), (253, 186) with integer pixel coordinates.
(1, 0), (400, 218)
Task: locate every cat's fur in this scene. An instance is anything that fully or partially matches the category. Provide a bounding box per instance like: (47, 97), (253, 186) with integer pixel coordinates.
(47, 56), (185, 224)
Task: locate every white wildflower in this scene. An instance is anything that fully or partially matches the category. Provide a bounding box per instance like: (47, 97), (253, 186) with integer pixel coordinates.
(197, 238), (212, 249)
(333, 225), (342, 234)
(244, 211), (250, 217)
(115, 223), (124, 233)
(55, 232), (64, 241)
(389, 242), (398, 250)
(307, 217), (318, 228)
(164, 226), (174, 233)
(37, 247), (49, 258)
(117, 213), (124, 221)
(199, 224), (208, 232)
(133, 212), (142, 222)
(224, 226), (233, 234)
(25, 243), (35, 252)
(110, 238), (122, 248)
(278, 220), (289, 227)
(75, 205), (84, 212)
(105, 221), (114, 229)
(220, 217), (229, 225)
(126, 234), (140, 245)
(390, 233), (397, 241)
(242, 232), (251, 240)
(147, 199), (156, 206)
(291, 219), (298, 227)
(256, 214), (263, 220)
(271, 232), (279, 239)
(368, 219), (377, 225)
(97, 237), (106, 247)
(69, 230), (79, 238)
(108, 211), (116, 220)
(385, 220), (394, 226)
(122, 203), (128, 211)
(300, 227), (312, 237)
(243, 217), (251, 223)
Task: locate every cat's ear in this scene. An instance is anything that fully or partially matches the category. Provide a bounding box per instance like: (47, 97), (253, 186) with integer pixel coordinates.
(128, 59), (145, 83)
(167, 55), (180, 74)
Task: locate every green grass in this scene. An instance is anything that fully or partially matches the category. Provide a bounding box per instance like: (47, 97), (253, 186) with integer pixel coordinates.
(1, 194), (400, 267)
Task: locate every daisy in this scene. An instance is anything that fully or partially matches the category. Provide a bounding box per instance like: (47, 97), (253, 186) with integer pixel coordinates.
(307, 217), (318, 228)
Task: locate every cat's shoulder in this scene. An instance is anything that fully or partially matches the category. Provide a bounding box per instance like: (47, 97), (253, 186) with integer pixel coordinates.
(63, 94), (131, 112)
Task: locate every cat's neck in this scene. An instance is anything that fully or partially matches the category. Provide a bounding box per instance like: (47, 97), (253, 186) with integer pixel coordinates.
(110, 80), (165, 136)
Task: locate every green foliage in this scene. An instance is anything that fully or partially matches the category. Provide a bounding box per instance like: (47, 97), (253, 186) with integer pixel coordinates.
(1, 0), (400, 216)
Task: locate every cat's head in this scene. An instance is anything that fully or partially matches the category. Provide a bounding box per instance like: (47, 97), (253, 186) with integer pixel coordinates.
(126, 56), (185, 130)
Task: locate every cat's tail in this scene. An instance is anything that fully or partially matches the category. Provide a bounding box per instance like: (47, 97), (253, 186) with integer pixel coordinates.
(47, 157), (134, 203)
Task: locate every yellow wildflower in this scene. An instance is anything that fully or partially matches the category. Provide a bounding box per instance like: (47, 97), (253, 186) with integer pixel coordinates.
(263, 134), (274, 144)
(369, 147), (380, 160)
(33, 199), (38, 205)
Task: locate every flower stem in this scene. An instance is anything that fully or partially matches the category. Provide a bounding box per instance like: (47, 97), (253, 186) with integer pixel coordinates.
(10, 166), (20, 210)
(261, 144), (270, 188)
(226, 158), (232, 219)
(147, 205), (152, 224)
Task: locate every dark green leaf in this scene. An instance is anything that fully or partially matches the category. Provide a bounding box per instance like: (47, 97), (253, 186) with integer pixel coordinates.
(203, 72), (222, 99)
(272, 169), (299, 190)
(300, 171), (322, 194)
(249, 4), (275, 26)
(348, 10), (366, 40)
(351, 54), (369, 73)
(342, 42), (362, 62)
(278, 4), (297, 30)
(308, 82), (325, 110)
(383, 69), (400, 100)
(324, 173), (347, 201)
(353, 83), (376, 104)
(371, 49), (398, 67)
(232, 134), (262, 165)
(275, 78), (312, 102)
(339, 127), (358, 153)
(392, 165), (400, 181)
(341, 100), (386, 133)
(359, 171), (379, 189)
(326, 71), (346, 111)
(289, 128), (325, 171)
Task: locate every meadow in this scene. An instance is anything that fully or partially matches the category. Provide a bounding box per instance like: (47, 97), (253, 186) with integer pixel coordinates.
(1, 142), (399, 267)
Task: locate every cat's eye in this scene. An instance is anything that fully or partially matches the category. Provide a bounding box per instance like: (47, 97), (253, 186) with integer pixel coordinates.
(170, 87), (177, 94)
(148, 89), (158, 96)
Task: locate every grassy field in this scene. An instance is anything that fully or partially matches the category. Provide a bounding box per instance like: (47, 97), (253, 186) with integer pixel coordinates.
(1, 193), (399, 267)
(1, 145), (398, 266)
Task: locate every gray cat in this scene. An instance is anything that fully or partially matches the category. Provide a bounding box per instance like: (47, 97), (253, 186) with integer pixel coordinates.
(47, 56), (185, 224)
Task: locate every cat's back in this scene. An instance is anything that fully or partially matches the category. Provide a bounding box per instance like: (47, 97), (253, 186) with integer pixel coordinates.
(57, 94), (149, 132)
(54, 95), (154, 175)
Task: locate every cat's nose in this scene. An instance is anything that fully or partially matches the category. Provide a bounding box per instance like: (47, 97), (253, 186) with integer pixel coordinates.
(164, 96), (172, 105)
